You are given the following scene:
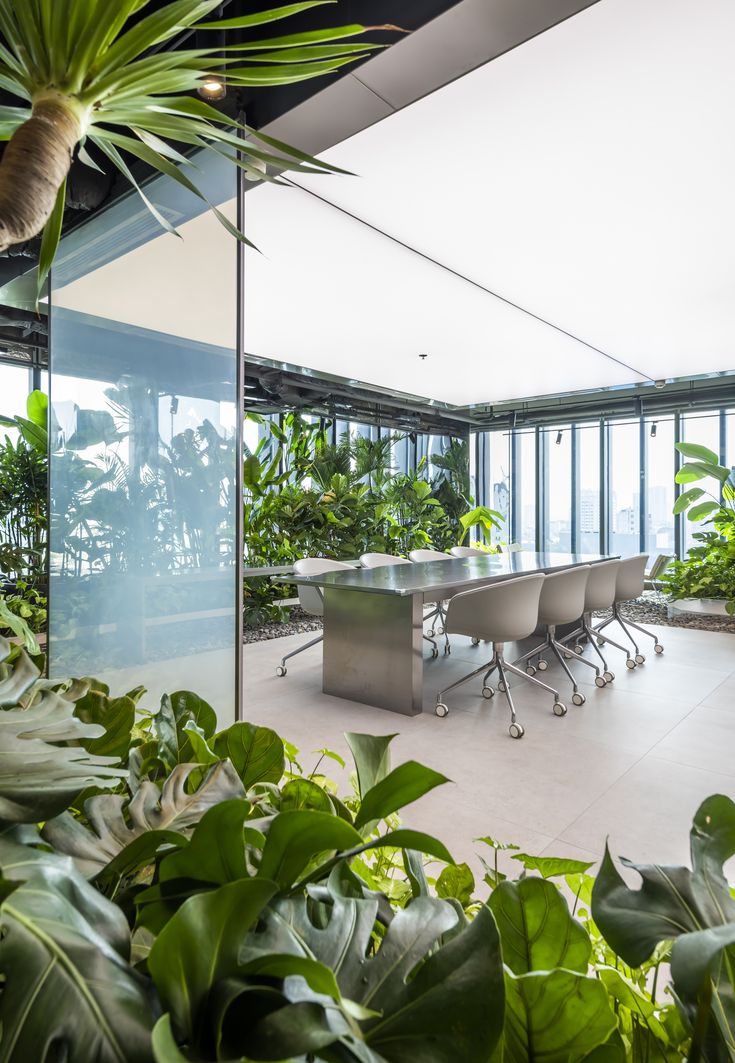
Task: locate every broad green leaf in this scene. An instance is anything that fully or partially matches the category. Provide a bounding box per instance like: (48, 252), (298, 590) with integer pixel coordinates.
(258, 809), (362, 888)
(676, 441), (720, 465)
(213, 721), (285, 787)
(676, 461), (731, 484)
(436, 862), (475, 906)
(155, 799), (252, 889)
(148, 877), (278, 1047)
(345, 731), (396, 799)
(503, 968), (617, 1063)
(672, 487), (705, 513)
(280, 777), (333, 813)
(489, 876), (591, 974)
(73, 686), (136, 760)
(0, 835), (155, 1061)
(511, 852), (595, 878)
(25, 388), (47, 430)
(354, 760), (449, 829)
(197, 1), (337, 30)
(687, 501), (721, 521)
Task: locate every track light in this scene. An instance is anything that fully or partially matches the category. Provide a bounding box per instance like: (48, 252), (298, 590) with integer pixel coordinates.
(198, 74), (226, 100)
(650, 422), (657, 437)
(555, 431), (563, 445)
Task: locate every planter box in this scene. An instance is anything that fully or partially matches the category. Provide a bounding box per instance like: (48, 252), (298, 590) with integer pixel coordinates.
(668, 598), (730, 617)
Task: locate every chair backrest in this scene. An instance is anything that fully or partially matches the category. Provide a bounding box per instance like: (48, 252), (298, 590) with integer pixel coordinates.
(537, 565), (591, 627)
(615, 554), (648, 602)
(583, 559), (620, 612)
(450, 546), (487, 558)
(360, 552), (411, 568)
(408, 549), (452, 563)
(446, 574), (545, 643)
(648, 554), (673, 580)
(293, 557), (352, 617)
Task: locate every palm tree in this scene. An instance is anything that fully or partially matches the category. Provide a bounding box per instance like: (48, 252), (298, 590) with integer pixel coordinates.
(0, 1), (391, 285)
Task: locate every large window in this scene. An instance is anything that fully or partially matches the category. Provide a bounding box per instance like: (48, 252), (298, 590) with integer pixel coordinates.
(576, 422), (600, 553)
(516, 430), (536, 550)
(489, 429), (510, 545)
(546, 425), (572, 550)
(608, 420), (640, 557)
(0, 363), (31, 442)
(643, 417), (675, 554)
(681, 412), (721, 555)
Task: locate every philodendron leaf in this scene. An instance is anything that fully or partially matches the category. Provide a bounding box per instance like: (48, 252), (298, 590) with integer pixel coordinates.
(345, 731), (396, 799)
(592, 794), (735, 969)
(354, 760), (449, 829)
(213, 721), (285, 788)
(502, 968), (617, 1063)
(673, 487), (705, 514)
(148, 877), (278, 1052)
(436, 862), (475, 906)
(510, 852), (595, 879)
(488, 876), (591, 974)
(0, 647), (127, 824)
(42, 761), (245, 878)
(0, 835), (155, 1062)
(676, 442), (721, 465)
(258, 809), (363, 888)
(73, 684), (137, 760)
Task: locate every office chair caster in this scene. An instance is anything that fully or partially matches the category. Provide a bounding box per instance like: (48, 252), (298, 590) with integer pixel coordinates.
(431, 647), (439, 659)
(537, 659), (548, 671)
(526, 665), (536, 676)
(276, 665), (287, 677)
(594, 675), (606, 688)
(482, 685), (494, 699)
(471, 637), (480, 646)
(427, 628), (435, 637)
(572, 692), (585, 706)
(603, 670), (615, 683)
(553, 702), (567, 717)
(497, 680), (507, 692)
(563, 651), (573, 659)
(626, 658), (636, 669)
(435, 702), (449, 718)
(596, 637), (605, 646)
(655, 643), (664, 654)
(635, 653), (646, 665)
(509, 722), (525, 739)
(574, 644), (584, 655)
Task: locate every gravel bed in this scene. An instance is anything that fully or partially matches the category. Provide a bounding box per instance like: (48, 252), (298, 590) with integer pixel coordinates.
(243, 595), (735, 645)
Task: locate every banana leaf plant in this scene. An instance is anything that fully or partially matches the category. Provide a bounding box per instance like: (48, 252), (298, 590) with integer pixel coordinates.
(0, 0), (395, 289)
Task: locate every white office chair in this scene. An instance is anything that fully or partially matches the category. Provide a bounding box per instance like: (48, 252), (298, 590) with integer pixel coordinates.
(450, 546), (488, 558)
(513, 566), (606, 704)
(359, 552), (442, 658)
(276, 557), (352, 677)
(560, 559), (628, 675)
(435, 573), (566, 739)
(594, 554), (664, 664)
(408, 548), (453, 646)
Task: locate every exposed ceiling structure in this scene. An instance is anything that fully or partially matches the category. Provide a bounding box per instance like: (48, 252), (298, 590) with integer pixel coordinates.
(14, 0), (735, 420)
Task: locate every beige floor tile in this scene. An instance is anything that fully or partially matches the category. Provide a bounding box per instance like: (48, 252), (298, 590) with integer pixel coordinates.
(701, 675), (735, 712)
(650, 706), (735, 777)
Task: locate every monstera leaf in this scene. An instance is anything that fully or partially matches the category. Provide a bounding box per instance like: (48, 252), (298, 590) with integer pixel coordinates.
(0, 833), (155, 1062)
(489, 875), (591, 974)
(0, 640), (127, 823)
(592, 794), (735, 1059)
(42, 761), (245, 878)
(243, 868), (505, 1063)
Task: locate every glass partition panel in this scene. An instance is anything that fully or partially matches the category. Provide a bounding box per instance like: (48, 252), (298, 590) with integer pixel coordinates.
(546, 425), (572, 550)
(608, 420), (640, 557)
(681, 412), (721, 556)
(517, 430), (536, 550)
(643, 417), (675, 554)
(48, 153), (238, 723)
(576, 422), (600, 553)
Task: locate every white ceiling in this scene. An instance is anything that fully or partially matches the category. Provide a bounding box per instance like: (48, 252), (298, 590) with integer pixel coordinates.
(56, 0), (735, 407)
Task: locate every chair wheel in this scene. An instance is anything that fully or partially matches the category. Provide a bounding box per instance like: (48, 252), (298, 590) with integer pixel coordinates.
(276, 665), (287, 677)
(526, 665), (536, 676)
(431, 647), (439, 659)
(471, 637), (480, 646)
(596, 637), (605, 646)
(635, 653), (646, 665)
(435, 703), (449, 717)
(553, 701), (567, 717)
(509, 722), (525, 739)
(497, 680), (507, 692)
(626, 658), (636, 670)
(563, 651), (573, 660)
(595, 675), (606, 688)
(604, 670), (615, 682)
(482, 685), (495, 699)
(655, 643), (664, 654)
(574, 644), (584, 655)
(537, 659), (548, 671)
(427, 628), (435, 637)
(572, 692), (586, 706)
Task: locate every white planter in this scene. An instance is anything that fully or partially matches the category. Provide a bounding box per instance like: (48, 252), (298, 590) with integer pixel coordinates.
(669, 598), (730, 617)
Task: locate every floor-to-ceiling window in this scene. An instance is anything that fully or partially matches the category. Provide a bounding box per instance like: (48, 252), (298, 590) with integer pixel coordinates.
(516, 430), (537, 550)
(608, 419), (641, 557)
(489, 429), (510, 545)
(681, 412), (722, 555)
(643, 417), (675, 554)
(545, 425), (572, 550)
(576, 422), (601, 553)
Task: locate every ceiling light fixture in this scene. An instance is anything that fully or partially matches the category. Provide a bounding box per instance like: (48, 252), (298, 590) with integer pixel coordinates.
(555, 430), (563, 445)
(650, 422), (657, 437)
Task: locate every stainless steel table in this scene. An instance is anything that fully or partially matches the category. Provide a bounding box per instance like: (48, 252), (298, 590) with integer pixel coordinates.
(283, 553), (614, 716)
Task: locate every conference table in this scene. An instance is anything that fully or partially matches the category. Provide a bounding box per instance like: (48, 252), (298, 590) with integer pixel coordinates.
(283, 552), (613, 716)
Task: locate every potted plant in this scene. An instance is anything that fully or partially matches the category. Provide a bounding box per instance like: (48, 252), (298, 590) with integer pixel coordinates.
(664, 441), (735, 615)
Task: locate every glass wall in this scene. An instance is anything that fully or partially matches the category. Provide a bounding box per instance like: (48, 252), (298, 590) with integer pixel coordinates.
(48, 153), (239, 723)
(576, 422), (601, 553)
(516, 430), (537, 550)
(681, 412), (722, 555)
(488, 429), (510, 545)
(643, 417), (675, 554)
(608, 420), (640, 557)
(545, 426), (572, 550)
(0, 362), (33, 441)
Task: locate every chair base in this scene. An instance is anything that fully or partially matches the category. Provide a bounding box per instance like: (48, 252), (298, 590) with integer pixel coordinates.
(276, 631), (323, 676)
(435, 642), (567, 738)
(593, 604), (664, 664)
(513, 624), (605, 698)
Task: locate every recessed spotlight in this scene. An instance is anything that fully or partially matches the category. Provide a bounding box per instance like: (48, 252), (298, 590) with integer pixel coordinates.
(198, 75), (226, 101)
(650, 422), (657, 437)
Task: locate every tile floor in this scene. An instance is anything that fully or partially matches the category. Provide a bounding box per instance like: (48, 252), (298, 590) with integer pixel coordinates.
(241, 622), (735, 881)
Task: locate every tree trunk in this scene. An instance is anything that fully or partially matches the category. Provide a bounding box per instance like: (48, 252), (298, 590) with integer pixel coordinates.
(0, 95), (82, 253)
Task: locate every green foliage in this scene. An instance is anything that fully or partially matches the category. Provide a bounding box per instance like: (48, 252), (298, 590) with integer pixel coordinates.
(0, 389), (47, 590)
(0, 647), (724, 1061)
(666, 440), (735, 613)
